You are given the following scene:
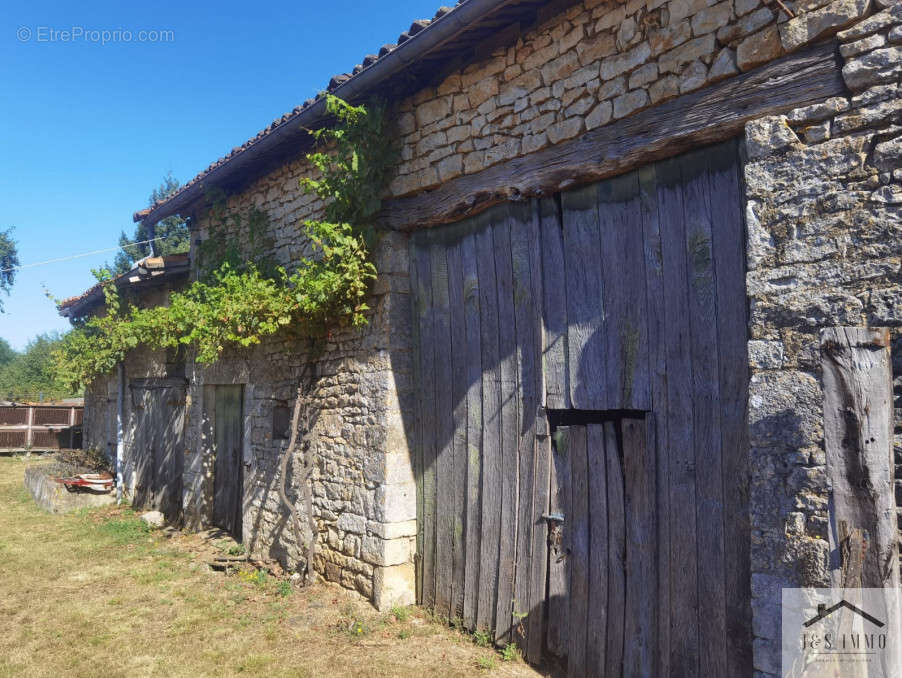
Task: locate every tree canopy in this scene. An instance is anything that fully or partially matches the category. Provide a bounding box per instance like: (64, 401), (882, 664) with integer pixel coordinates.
(111, 173), (190, 274)
(0, 339), (15, 367)
(0, 227), (19, 312)
(0, 333), (75, 402)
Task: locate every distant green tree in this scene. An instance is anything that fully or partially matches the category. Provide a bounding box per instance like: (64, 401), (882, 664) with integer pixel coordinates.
(0, 227), (19, 312)
(0, 332), (74, 401)
(0, 338), (15, 366)
(111, 173), (190, 274)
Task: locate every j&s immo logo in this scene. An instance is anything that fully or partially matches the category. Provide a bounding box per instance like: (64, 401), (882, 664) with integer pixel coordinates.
(783, 588), (901, 677)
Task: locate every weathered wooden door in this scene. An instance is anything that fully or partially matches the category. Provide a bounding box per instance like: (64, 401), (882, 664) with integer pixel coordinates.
(131, 379), (186, 523)
(212, 385), (243, 539)
(410, 139), (751, 677)
(541, 418), (655, 677)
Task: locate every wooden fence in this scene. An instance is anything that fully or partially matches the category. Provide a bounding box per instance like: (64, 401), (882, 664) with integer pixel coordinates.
(0, 405), (83, 451)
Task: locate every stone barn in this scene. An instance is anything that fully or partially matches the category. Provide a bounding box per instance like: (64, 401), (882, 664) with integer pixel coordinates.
(61, 0), (902, 675)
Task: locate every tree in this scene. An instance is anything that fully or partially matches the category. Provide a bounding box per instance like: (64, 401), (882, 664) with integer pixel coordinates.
(0, 227), (19, 312)
(0, 332), (74, 401)
(0, 338), (15, 366)
(111, 173), (190, 274)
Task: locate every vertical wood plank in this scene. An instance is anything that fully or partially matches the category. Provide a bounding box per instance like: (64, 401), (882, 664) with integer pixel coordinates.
(447, 234), (469, 622)
(511, 201), (541, 650)
(493, 212), (519, 644)
(540, 197), (570, 409)
(561, 185), (605, 410)
(639, 162), (671, 678)
(461, 230), (483, 630)
(657, 155), (700, 678)
(476, 217), (502, 634)
(413, 238), (437, 610)
(567, 425), (589, 678)
(431, 240), (455, 618)
(604, 421), (625, 678)
(622, 417), (656, 678)
(681, 149), (727, 678)
(408, 239), (424, 605)
(597, 172), (650, 410)
(586, 423), (608, 678)
(527, 429), (551, 664)
(708, 141), (754, 676)
(547, 426), (572, 658)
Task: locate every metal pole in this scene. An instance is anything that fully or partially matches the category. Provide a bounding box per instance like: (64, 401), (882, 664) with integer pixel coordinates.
(116, 362), (125, 504)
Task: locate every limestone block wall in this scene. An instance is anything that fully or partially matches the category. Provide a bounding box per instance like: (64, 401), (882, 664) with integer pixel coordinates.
(743, 3), (902, 674)
(183, 190), (416, 608)
(389, 0), (875, 197)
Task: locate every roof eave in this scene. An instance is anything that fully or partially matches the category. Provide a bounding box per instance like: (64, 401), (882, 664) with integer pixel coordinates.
(133, 0), (528, 227)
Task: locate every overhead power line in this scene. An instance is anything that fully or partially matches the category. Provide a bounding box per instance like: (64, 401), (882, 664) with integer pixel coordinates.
(0, 235), (178, 274)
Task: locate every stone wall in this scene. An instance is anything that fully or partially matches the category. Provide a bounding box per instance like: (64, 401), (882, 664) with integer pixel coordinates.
(388, 0), (875, 197)
(743, 3), (901, 674)
(185, 180), (416, 608)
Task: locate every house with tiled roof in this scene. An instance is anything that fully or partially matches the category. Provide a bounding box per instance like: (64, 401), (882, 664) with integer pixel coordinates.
(61, 0), (902, 675)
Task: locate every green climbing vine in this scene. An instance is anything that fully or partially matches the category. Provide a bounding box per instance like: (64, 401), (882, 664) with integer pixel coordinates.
(53, 94), (396, 389)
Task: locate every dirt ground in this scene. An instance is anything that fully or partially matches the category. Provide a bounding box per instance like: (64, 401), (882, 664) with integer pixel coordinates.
(0, 454), (543, 678)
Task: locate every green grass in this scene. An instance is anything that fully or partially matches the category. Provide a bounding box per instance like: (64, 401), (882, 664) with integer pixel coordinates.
(0, 455), (540, 678)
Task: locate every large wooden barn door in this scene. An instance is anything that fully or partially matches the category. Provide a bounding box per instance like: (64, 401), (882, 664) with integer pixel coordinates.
(409, 139), (751, 677)
(130, 378), (186, 523)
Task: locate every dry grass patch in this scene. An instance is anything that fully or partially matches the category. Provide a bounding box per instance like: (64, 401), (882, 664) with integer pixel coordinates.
(0, 455), (541, 678)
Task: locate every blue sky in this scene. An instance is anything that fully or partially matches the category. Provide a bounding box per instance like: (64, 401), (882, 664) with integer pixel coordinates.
(0, 0), (443, 350)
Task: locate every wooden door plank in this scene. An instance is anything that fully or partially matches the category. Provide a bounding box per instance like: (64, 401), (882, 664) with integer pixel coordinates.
(413, 238), (438, 610)
(461, 230), (484, 630)
(511, 200), (541, 650)
(562, 186), (605, 410)
(657, 155), (700, 677)
(567, 425), (589, 678)
(604, 421), (625, 678)
(638, 163), (671, 678)
(586, 423), (608, 678)
(447, 234), (469, 622)
(707, 141), (753, 676)
(623, 417), (656, 678)
(681, 148), (727, 678)
(476, 217), (502, 634)
(540, 197), (570, 409)
(159, 387), (186, 523)
(597, 172), (650, 410)
(547, 426), (572, 658)
(493, 212), (519, 644)
(133, 388), (152, 510)
(526, 430), (551, 664)
(431, 241), (456, 619)
(212, 387), (228, 530)
(408, 239), (425, 605)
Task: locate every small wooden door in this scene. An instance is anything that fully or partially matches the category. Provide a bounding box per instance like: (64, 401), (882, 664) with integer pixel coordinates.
(542, 418), (655, 677)
(212, 385), (243, 539)
(131, 379), (186, 523)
